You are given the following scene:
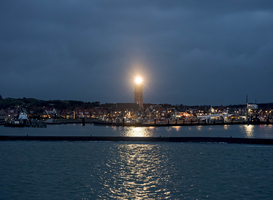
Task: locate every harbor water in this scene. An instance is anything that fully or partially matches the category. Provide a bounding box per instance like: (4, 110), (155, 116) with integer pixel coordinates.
(1, 124), (273, 199)
(1, 123), (273, 138)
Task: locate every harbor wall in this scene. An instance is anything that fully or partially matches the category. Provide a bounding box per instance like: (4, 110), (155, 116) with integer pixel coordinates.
(1, 136), (273, 145)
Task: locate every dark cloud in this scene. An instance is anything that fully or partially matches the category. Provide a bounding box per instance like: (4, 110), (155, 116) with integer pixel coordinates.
(1, 0), (273, 105)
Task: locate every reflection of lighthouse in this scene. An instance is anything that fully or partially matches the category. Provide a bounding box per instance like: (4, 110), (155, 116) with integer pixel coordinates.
(134, 77), (143, 109)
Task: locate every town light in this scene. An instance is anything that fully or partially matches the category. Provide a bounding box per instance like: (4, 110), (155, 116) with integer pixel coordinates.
(135, 77), (142, 84)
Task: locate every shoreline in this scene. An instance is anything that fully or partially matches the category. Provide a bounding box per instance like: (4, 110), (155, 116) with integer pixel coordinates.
(2, 118), (271, 126)
(1, 120), (272, 127)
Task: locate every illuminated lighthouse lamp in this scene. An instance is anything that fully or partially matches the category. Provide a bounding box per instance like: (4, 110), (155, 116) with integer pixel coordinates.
(135, 77), (142, 84)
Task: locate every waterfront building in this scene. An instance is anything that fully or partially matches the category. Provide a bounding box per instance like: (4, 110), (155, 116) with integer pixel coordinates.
(44, 107), (57, 118)
(4, 108), (18, 118)
(61, 109), (75, 119)
(134, 77), (143, 109)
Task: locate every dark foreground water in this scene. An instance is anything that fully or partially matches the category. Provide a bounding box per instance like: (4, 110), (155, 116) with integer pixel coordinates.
(1, 142), (273, 199)
(1, 125), (273, 199)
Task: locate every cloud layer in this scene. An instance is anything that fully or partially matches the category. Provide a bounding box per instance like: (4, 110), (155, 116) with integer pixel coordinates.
(1, 0), (273, 105)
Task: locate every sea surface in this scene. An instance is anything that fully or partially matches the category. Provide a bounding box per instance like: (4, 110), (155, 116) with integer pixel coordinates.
(1, 124), (273, 199)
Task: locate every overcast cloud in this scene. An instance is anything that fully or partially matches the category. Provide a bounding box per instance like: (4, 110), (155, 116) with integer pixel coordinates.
(1, 0), (273, 105)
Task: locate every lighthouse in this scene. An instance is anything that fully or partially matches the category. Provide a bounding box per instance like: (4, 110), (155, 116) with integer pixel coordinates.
(134, 77), (143, 109)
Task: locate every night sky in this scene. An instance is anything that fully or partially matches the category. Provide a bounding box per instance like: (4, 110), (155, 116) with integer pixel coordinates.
(1, 1), (273, 105)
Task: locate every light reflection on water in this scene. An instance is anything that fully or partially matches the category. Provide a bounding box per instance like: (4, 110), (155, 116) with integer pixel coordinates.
(100, 144), (173, 199)
(110, 124), (272, 139)
(1, 123), (273, 138)
(172, 126), (181, 131)
(267, 124), (272, 128)
(121, 126), (183, 137)
(224, 125), (230, 130)
(240, 125), (255, 138)
(1, 142), (273, 199)
(122, 127), (155, 137)
(166, 126), (181, 132)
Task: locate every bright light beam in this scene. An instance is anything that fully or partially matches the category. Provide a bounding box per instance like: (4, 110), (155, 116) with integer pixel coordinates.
(135, 77), (142, 84)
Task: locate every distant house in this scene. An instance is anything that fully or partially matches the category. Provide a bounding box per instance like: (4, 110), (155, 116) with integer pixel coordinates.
(0, 109), (7, 123)
(45, 108), (57, 115)
(61, 110), (74, 119)
(186, 108), (199, 114)
(4, 108), (18, 117)
(91, 109), (100, 118)
(75, 109), (91, 118)
(39, 107), (57, 118)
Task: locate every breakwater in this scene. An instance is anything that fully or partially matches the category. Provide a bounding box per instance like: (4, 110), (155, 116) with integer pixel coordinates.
(1, 136), (273, 145)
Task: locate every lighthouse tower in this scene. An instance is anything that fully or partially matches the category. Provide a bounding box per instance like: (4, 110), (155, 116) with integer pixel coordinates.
(134, 77), (143, 109)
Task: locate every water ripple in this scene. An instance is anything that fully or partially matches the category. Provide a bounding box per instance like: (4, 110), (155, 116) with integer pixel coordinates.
(1, 142), (273, 199)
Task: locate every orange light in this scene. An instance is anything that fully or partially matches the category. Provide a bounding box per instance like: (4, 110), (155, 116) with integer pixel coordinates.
(135, 77), (142, 84)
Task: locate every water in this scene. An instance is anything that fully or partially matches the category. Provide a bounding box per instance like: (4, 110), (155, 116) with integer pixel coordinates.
(1, 123), (273, 138)
(1, 125), (273, 199)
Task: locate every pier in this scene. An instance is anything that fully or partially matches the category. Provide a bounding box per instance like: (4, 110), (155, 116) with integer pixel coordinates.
(1, 136), (273, 145)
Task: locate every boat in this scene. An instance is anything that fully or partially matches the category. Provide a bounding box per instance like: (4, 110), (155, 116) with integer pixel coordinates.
(4, 112), (28, 127)
(4, 120), (25, 127)
(4, 112), (47, 128)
